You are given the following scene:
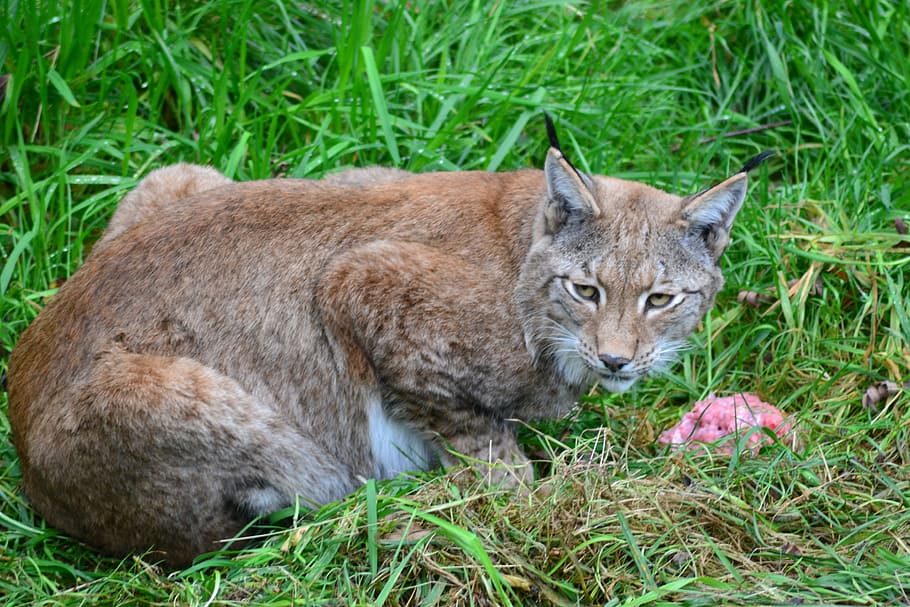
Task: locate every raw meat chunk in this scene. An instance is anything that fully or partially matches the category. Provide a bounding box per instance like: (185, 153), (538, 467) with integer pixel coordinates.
(658, 392), (792, 454)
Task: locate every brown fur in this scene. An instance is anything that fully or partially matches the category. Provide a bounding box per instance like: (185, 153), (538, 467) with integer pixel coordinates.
(8, 146), (749, 565)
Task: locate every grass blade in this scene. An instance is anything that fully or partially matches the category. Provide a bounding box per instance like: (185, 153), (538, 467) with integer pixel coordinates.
(46, 69), (80, 108)
(360, 45), (400, 166)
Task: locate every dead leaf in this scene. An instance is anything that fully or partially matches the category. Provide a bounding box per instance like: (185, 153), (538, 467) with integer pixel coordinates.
(862, 381), (899, 411)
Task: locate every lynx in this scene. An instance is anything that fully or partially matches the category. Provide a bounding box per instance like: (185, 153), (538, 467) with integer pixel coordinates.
(8, 120), (766, 566)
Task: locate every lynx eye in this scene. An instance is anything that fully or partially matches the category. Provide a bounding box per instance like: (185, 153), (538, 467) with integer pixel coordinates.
(646, 293), (673, 309)
(566, 281), (600, 303)
(575, 284), (598, 299)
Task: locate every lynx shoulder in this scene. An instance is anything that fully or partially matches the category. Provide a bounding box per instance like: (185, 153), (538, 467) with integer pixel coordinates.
(7, 124), (763, 565)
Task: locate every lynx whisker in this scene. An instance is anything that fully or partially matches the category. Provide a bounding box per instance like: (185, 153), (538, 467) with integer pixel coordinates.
(526, 316), (579, 354)
(649, 339), (692, 375)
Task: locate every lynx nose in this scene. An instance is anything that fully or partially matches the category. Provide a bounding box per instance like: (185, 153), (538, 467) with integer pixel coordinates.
(599, 354), (631, 372)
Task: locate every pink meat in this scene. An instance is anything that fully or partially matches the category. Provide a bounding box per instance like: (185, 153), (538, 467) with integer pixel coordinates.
(658, 392), (792, 454)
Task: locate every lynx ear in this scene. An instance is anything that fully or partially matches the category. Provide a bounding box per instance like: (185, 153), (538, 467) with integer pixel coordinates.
(681, 172), (748, 261)
(544, 148), (599, 233)
(542, 116), (598, 233)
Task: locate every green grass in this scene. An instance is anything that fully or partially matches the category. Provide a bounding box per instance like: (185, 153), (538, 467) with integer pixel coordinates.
(1, 0), (909, 604)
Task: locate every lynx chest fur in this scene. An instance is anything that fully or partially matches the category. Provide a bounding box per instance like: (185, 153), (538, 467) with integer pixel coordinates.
(8, 135), (755, 565)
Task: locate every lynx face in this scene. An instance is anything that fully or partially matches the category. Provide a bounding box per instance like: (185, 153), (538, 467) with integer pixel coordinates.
(518, 148), (748, 393)
(537, 214), (723, 392)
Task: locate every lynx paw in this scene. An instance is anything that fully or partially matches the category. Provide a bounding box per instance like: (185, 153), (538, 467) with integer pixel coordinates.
(476, 456), (535, 489)
(443, 437), (534, 489)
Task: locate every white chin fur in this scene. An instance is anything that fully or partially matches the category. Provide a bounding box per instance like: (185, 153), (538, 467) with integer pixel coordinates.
(554, 353), (597, 387)
(599, 376), (638, 393)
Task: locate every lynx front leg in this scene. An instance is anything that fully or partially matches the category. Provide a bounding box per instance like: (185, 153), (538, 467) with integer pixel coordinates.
(318, 240), (538, 487)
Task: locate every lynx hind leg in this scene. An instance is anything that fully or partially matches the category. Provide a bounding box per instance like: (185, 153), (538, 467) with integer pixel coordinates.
(323, 166), (412, 186)
(97, 163), (232, 247)
(22, 351), (354, 566)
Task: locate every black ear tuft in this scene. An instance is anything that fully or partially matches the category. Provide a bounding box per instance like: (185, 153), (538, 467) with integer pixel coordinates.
(544, 113), (562, 152)
(739, 150), (775, 174)
(543, 113), (591, 191)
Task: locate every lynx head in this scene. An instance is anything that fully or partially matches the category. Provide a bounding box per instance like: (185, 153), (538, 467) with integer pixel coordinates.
(517, 119), (767, 392)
